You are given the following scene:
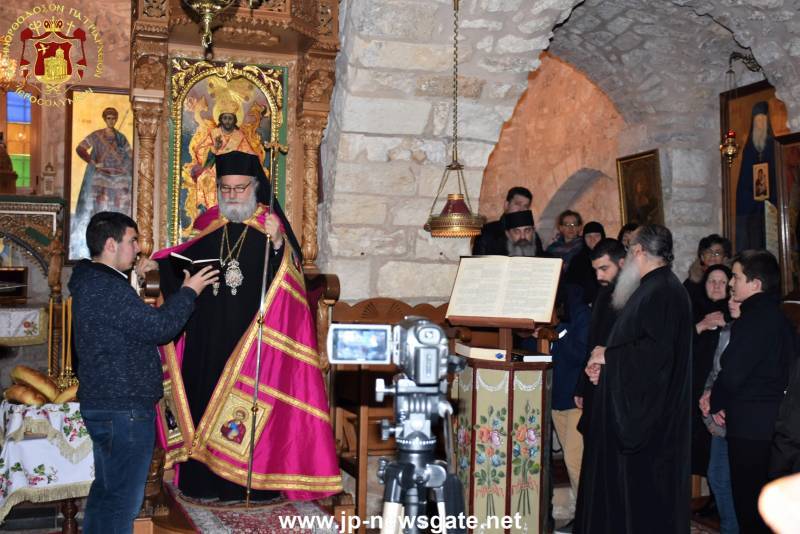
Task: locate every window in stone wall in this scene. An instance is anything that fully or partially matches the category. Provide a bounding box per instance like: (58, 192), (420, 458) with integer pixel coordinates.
(6, 92), (31, 189)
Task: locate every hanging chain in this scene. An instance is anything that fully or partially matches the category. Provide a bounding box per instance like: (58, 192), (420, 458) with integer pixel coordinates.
(451, 0), (460, 164)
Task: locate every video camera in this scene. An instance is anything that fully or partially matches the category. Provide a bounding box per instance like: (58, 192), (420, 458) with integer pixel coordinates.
(327, 317), (458, 387)
(328, 317), (467, 534)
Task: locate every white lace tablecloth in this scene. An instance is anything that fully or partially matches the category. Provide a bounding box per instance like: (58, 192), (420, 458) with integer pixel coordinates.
(0, 401), (94, 521)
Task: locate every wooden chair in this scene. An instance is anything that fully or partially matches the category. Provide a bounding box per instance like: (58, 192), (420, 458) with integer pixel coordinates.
(329, 298), (452, 521)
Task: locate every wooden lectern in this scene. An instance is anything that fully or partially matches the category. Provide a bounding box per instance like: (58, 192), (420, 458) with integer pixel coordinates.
(446, 256), (560, 534)
(449, 316), (553, 534)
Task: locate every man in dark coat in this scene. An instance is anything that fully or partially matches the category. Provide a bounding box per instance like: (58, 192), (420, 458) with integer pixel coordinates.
(578, 225), (692, 534)
(573, 238), (625, 534)
(710, 250), (795, 532)
(70, 212), (217, 533)
(573, 238), (625, 434)
(472, 186), (543, 255)
(563, 221), (605, 305)
(771, 355), (800, 478)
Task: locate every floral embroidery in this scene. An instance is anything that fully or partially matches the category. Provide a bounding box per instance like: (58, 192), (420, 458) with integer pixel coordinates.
(474, 405), (506, 516)
(0, 462), (23, 499)
(61, 409), (89, 442)
(27, 464), (57, 486)
(511, 400), (541, 515)
(22, 320), (38, 337)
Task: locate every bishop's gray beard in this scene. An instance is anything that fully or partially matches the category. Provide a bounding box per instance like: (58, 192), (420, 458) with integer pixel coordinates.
(752, 123), (768, 154)
(611, 254), (641, 310)
(219, 193), (257, 223)
(507, 238), (538, 257)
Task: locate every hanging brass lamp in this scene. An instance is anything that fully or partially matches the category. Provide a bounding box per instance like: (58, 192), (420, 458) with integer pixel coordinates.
(423, 0), (484, 238)
(719, 51), (761, 168)
(720, 59), (740, 168)
(182, 0), (234, 50)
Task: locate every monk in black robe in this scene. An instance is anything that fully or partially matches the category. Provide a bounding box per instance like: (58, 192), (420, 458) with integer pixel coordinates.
(574, 238), (626, 435)
(578, 225), (692, 534)
(573, 238), (624, 533)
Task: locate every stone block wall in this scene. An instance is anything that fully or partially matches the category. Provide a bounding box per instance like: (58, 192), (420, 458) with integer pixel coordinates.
(321, 0), (581, 303)
(480, 53), (626, 247)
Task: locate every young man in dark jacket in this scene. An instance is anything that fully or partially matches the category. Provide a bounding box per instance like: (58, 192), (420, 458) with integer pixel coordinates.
(69, 211), (217, 534)
(710, 249), (796, 533)
(770, 339), (800, 477)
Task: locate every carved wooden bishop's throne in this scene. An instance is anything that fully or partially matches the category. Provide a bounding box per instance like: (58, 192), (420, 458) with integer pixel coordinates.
(129, 0), (346, 524)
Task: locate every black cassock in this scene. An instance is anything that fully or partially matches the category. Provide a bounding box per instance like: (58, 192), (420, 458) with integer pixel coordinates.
(575, 266), (692, 534)
(158, 222), (282, 500)
(575, 284), (618, 436)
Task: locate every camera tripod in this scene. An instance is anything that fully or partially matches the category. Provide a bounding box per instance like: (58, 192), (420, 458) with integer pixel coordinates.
(376, 377), (466, 534)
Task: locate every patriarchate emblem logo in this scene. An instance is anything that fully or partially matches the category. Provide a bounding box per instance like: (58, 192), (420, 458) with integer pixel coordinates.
(2, 4), (105, 106)
(20, 16), (87, 93)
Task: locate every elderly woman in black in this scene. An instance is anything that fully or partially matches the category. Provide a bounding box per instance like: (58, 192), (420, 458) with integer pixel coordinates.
(691, 265), (733, 479)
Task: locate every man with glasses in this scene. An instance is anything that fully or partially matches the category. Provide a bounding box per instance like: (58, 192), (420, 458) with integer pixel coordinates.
(546, 210), (585, 273)
(136, 151), (341, 503)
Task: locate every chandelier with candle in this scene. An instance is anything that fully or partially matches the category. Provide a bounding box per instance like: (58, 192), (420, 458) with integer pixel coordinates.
(423, 0), (485, 238)
(720, 51), (763, 168)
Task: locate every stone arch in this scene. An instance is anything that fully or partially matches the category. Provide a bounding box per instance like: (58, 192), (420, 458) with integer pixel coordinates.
(322, 0), (800, 300)
(480, 53), (624, 248)
(537, 168), (619, 244)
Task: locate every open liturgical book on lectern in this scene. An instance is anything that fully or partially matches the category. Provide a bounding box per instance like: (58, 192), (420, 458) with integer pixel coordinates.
(446, 256), (562, 324)
(446, 256), (562, 358)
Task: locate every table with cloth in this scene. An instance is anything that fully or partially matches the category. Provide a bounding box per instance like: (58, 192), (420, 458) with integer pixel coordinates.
(0, 401), (93, 529)
(0, 308), (48, 346)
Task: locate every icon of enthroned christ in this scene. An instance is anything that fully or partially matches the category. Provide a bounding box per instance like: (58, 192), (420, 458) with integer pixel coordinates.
(181, 76), (272, 237)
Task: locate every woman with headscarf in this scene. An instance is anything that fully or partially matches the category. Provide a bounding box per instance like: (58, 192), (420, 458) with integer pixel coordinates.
(691, 264), (733, 478)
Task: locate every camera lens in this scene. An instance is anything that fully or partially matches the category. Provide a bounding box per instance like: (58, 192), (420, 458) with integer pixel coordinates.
(417, 326), (441, 343)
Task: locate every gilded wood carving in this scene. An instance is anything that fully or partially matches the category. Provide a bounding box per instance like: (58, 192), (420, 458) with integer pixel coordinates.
(168, 59), (286, 245)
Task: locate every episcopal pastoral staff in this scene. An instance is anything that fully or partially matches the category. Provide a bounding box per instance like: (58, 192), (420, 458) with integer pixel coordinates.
(580, 225), (692, 534)
(70, 212), (218, 533)
(137, 150), (341, 502)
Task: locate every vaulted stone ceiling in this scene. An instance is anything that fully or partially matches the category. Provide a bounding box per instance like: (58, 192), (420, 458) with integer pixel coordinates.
(552, 0), (800, 132)
(551, 0), (738, 146)
(321, 0), (800, 301)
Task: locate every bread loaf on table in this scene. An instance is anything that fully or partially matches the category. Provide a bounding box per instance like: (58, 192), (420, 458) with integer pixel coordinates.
(53, 384), (78, 404)
(4, 384), (47, 406)
(10, 365), (58, 402)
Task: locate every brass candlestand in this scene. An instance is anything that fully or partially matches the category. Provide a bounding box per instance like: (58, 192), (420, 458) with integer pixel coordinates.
(55, 297), (78, 389)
